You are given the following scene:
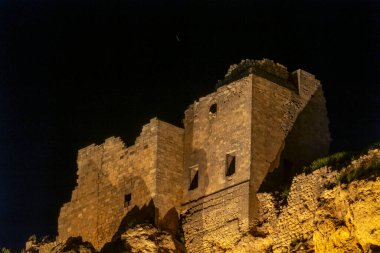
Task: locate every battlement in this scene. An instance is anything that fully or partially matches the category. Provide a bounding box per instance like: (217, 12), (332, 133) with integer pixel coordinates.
(217, 59), (319, 94)
(225, 58), (288, 78)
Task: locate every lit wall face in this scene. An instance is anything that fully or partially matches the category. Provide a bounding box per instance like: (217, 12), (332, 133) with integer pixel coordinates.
(183, 76), (253, 202)
(182, 77), (253, 252)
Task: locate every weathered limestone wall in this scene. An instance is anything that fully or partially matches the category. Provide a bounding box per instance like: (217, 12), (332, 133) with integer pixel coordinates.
(255, 193), (278, 236)
(250, 70), (323, 193)
(256, 167), (339, 252)
(182, 76), (253, 251)
(183, 76), (253, 201)
(58, 118), (184, 250)
(273, 168), (338, 250)
(155, 120), (184, 231)
(58, 144), (102, 246)
(281, 71), (331, 170)
(56, 59), (330, 253)
(182, 181), (250, 252)
(249, 70), (329, 225)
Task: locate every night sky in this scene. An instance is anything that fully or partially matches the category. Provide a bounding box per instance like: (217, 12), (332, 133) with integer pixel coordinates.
(1, 0), (379, 250)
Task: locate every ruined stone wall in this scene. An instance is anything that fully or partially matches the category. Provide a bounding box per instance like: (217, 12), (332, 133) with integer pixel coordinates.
(56, 59), (330, 253)
(182, 181), (250, 252)
(155, 120), (184, 231)
(218, 59), (296, 92)
(58, 118), (184, 250)
(272, 168), (338, 249)
(183, 76), (253, 201)
(255, 193), (278, 236)
(58, 144), (103, 246)
(181, 76), (253, 252)
(256, 167), (339, 252)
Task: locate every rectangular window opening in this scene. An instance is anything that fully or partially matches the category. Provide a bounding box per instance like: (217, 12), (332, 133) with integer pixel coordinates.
(226, 154), (236, 177)
(189, 165), (199, 190)
(124, 193), (132, 207)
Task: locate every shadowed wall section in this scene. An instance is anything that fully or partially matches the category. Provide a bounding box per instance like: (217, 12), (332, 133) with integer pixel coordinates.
(249, 69), (330, 232)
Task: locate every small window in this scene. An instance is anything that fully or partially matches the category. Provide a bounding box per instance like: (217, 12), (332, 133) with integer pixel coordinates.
(209, 103), (217, 114)
(226, 154), (236, 177)
(124, 193), (132, 207)
(189, 165), (199, 190)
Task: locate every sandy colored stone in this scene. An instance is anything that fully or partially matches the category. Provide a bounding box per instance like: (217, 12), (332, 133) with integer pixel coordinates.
(27, 149), (380, 253)
(121, 224), (182, 253)
(53, 59), (330, 252)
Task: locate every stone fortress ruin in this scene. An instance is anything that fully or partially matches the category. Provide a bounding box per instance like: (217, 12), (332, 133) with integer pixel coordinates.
(57, 59), (331, 252)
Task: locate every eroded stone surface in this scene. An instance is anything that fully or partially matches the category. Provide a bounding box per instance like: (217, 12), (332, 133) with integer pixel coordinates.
(313, 151), (380, 253)
(254, 148), (380, 253)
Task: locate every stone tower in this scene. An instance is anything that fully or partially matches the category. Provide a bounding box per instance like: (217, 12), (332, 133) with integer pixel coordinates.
(57, 59), (330, 252)
(181, 59), (330, 251)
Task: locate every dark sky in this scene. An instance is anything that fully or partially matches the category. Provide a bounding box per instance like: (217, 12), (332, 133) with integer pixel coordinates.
(1, 0), (379, 250)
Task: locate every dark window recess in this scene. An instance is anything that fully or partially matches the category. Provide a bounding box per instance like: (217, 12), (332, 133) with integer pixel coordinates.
(226, 154), (236, 176)
(124, 193), (132, 207)
(209, 103), (217, 114)
(189, 170), (199, 190)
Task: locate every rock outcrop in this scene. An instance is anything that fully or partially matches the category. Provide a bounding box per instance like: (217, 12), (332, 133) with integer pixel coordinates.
(313, 175), (380, 253)
(26, 225), (185, 253)
(118, 224), (185, 253)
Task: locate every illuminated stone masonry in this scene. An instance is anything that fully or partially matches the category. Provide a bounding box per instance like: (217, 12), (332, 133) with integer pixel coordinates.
(57, 59), (330, 252)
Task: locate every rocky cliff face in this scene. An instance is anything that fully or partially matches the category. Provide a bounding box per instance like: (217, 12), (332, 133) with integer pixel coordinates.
(26, 148), (380, 253)
(313, 175), (380, 253)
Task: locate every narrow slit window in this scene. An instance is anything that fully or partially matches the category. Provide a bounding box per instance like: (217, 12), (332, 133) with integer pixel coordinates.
(124, 193), (132, 207)
(189, 165), (199, 190)
(226, 154), (236, 176)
